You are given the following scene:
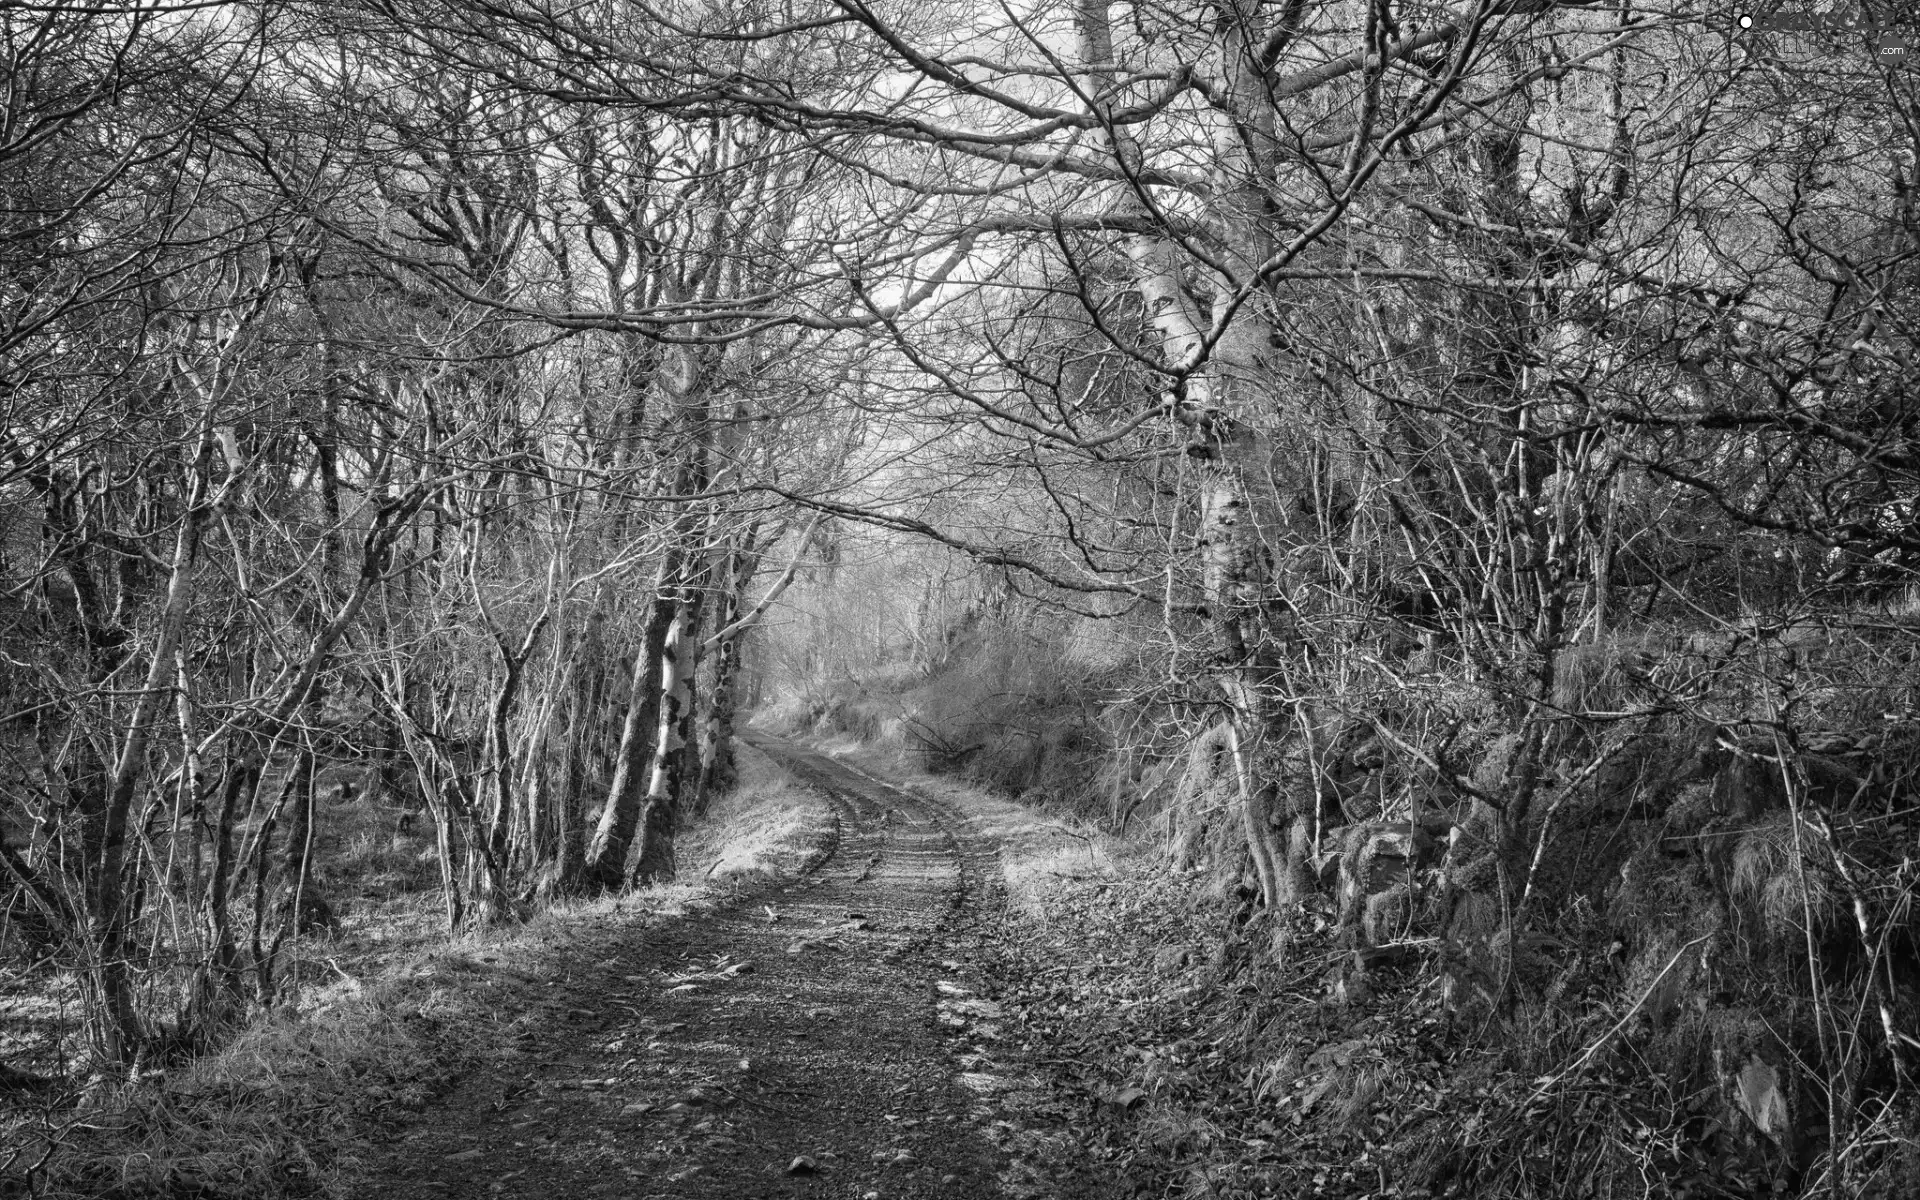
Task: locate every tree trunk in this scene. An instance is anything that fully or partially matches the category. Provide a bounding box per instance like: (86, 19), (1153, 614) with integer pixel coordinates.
(1080, 0), (1300, 907)
(693, 543), (761, 815)
(632, 594), (698, 886)
(693, 627), (742, 817)
(581, 565), (678, 889)
(547, 654), (597, 896)
(479, 655), (526, 922)
(186, 759), (253, 1044)
(278, 749), (334, 933)
(86, 431), (215, 1065)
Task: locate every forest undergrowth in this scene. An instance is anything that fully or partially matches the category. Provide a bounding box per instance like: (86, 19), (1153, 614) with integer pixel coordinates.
(0, 749), (832, 1200)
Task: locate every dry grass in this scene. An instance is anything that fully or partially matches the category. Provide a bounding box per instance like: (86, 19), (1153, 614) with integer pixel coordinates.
(1730, 811), (1841, 942)
(679, 747), (837, 888)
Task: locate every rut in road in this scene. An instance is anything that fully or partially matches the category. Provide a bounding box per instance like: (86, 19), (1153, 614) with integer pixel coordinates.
(365, 733), (1020, 1200)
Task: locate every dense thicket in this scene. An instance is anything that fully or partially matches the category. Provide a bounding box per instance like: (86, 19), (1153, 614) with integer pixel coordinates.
(2, 1), (1916, 1194)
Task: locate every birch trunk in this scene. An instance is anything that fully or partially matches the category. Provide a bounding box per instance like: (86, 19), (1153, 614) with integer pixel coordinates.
(632, 595), (696, 885)
(1080, 0), (1291, 905)
(581, 571), (678, 890)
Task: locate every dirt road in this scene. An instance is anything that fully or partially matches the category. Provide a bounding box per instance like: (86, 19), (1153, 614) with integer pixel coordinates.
(363, 733), (1022, 1200)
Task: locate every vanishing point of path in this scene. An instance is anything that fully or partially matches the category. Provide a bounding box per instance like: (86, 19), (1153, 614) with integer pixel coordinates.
(363, 733), (1024, 1200)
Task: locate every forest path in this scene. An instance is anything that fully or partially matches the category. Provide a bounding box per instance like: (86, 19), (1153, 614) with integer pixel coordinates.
(362, 732), (1020, 1200)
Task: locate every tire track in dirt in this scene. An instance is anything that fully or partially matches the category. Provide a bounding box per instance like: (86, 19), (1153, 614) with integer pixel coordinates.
(363, 732), (1016, 1200)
